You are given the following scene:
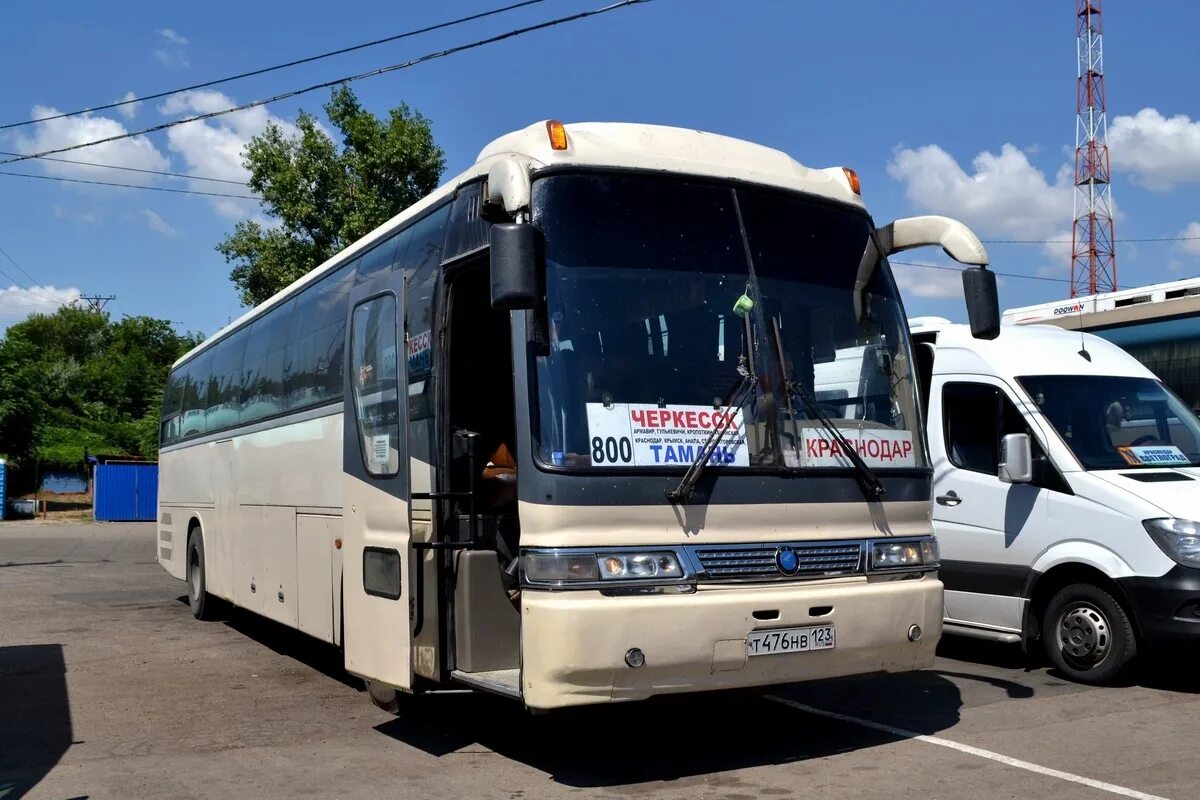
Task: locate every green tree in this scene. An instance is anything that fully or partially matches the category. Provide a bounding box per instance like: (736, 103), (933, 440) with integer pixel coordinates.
(0, 307), (201, 476)
(217, 86), (445, 306)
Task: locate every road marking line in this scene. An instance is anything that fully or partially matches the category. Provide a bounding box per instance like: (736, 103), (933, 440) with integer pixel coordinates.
(765, 695), (1169, 800)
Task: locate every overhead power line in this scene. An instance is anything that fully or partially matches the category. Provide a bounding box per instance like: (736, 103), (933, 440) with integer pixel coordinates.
(0, 243), (63, 305)
(0, 0), (652, 166)
(890, 260), (1071, 285)
(0, 0), (550, 131)
(0, 150), (247, 185)
(0, 169), (259, 199)
(983, 235), (1200, 244)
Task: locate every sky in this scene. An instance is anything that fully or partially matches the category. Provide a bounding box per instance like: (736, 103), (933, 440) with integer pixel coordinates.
(2, 0), (1200, 335)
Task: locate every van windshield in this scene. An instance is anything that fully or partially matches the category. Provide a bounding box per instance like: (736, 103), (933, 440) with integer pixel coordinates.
(529, 171), (926, 472)
(1017, 374), (1200, 469)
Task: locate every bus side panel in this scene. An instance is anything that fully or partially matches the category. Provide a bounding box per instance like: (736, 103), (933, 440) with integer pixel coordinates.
(297, 513), (338, 643)
(155, 445), (216, 582)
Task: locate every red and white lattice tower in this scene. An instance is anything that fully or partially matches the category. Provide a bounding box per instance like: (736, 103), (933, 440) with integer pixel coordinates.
(1070, 0), (1116, 297)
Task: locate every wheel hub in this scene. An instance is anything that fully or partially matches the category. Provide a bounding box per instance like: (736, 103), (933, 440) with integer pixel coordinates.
(1059, 604), (1110, 664)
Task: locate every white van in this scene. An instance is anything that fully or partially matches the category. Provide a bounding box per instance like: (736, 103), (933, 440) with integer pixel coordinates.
(909, 316), (1200, 683)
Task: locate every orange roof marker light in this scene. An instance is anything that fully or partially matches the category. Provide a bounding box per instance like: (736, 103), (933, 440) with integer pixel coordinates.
(546, 119), (569, 151)
(842, 167), (861, 196)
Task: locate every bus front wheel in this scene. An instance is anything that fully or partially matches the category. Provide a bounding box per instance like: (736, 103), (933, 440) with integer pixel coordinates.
(366, 680), (402, 714)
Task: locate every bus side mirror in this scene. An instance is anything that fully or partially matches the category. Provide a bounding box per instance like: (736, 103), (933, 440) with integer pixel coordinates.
(999, 433), (1033, 484)
(490, 223), (542, 310)
(962, 267), (1000, 340)
(877, 216), (999, 340)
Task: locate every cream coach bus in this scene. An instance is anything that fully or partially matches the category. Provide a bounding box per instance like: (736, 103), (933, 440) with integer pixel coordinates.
(156, 119), (1000, 712)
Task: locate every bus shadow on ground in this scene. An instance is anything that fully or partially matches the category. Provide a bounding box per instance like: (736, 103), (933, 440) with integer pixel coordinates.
(173, 595), (363, 691)
(0, 644), (76, 800)
(373, 671), (968, 788)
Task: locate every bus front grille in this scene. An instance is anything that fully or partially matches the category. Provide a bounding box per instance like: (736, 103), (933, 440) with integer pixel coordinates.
(690, 542), (864, 581)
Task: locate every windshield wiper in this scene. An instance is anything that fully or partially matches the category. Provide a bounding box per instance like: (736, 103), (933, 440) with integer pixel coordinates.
(786, 379), (886, 499)
(665, 367), (755, 504)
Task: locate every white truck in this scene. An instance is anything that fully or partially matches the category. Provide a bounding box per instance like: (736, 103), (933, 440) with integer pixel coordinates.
(910, 316), (1200, 683)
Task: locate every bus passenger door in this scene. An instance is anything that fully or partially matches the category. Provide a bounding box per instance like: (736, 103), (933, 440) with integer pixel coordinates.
(342, 273), (413, 690)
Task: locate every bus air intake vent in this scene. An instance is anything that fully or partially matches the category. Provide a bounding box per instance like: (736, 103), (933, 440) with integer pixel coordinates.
(689, 541), (863, 581)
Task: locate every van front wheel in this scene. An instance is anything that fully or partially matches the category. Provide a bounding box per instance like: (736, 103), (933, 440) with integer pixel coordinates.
(1042, 583), (1136, 684)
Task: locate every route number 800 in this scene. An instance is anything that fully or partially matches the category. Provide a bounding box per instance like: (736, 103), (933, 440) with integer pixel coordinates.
(591, 436), (633, 464)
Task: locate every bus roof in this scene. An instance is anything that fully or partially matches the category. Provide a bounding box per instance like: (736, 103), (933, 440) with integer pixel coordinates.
(909, 318), (1156, 381)
(175, 119), (867, 367)
(1001, 276), (1200, 329)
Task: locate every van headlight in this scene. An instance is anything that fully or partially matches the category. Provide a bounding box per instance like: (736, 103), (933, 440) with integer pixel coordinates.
(522, 549), (686, 587)
(869, 537), (939, 571)
(1143, 518), (1200, 566)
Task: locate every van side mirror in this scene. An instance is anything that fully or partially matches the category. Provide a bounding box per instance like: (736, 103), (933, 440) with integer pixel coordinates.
(962, 267), (1000, 340)
(999, 433), (1033, 484)
(490, 223), (542, 310)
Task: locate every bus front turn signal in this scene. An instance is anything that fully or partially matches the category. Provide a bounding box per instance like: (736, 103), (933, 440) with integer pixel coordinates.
(547, 119), (569, 151)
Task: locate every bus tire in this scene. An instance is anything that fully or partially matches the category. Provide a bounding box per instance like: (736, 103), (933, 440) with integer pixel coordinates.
(187, 529), (219, 621)
(365, 680), (402, 714)
(1042, 582), (1136, 684)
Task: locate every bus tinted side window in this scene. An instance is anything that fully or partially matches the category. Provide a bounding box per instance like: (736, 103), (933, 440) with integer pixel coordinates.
(241, 298), (295, 424)
(179, 349), (213, 440)
(207, 328), (248, 432)
(286, 262), (355, 410)
(161, 367), (186, 445)
(407, 205), (449, 273)
(354, 237), (399, 285)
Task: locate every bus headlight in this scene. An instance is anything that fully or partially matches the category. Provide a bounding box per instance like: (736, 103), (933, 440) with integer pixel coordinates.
(870, 537), (938, 571)
(521, 549), (687, 586)
(598, 552), (683, 580)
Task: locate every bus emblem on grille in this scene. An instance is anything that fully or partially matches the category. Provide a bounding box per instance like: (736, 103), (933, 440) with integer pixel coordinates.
(775, 546), (800, 576)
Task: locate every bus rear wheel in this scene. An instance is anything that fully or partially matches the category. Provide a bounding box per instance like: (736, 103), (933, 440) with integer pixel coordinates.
(187, 529), (220, 621)
(1042, 583), (1136, 684)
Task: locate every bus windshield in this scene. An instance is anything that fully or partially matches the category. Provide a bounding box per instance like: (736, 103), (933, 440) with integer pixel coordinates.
(1017, 374), (1200, 469)
(530, 172), (925, 472)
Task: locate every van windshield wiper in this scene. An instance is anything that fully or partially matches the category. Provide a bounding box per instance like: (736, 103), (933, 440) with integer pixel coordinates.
(786, 379), (886, 498)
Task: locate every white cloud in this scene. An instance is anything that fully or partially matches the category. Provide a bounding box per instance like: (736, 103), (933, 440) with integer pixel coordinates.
(12, 105), (170, 184)
(1040, 227), (1074, 269)
(890, 261), (964, 299)
(157, 28), (188, 46)
(1109, 108), (1200, 191)
(887, 143), (1073, 240)
(159, 90), (289, 218)
(0, 285), (81, 329)
(141, 209), (178, 237)
(154, 28), (190, 67)
(116, 91), (138, 120)
(1177, 222), (1200, 257)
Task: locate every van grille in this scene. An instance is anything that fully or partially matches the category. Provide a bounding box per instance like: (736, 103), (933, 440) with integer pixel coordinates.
(690, 542), (864, 581)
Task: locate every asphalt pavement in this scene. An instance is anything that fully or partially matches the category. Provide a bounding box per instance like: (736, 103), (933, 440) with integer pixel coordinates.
(2, 521), (1197, 799)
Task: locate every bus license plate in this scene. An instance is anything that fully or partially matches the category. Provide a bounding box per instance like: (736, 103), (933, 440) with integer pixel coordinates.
(746, 624), (835, 657)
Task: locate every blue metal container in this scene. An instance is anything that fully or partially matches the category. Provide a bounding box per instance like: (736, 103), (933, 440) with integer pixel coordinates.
(93, 463), (158, 522)
(0, 459), (7, 520)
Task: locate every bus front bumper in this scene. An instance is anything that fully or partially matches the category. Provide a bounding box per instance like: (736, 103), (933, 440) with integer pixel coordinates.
(518, 575), (942, 710)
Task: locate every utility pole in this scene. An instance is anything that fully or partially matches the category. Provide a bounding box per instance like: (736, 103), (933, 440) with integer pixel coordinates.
(1070, 0), (1117, 297)
(76, 294), (116, 313)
